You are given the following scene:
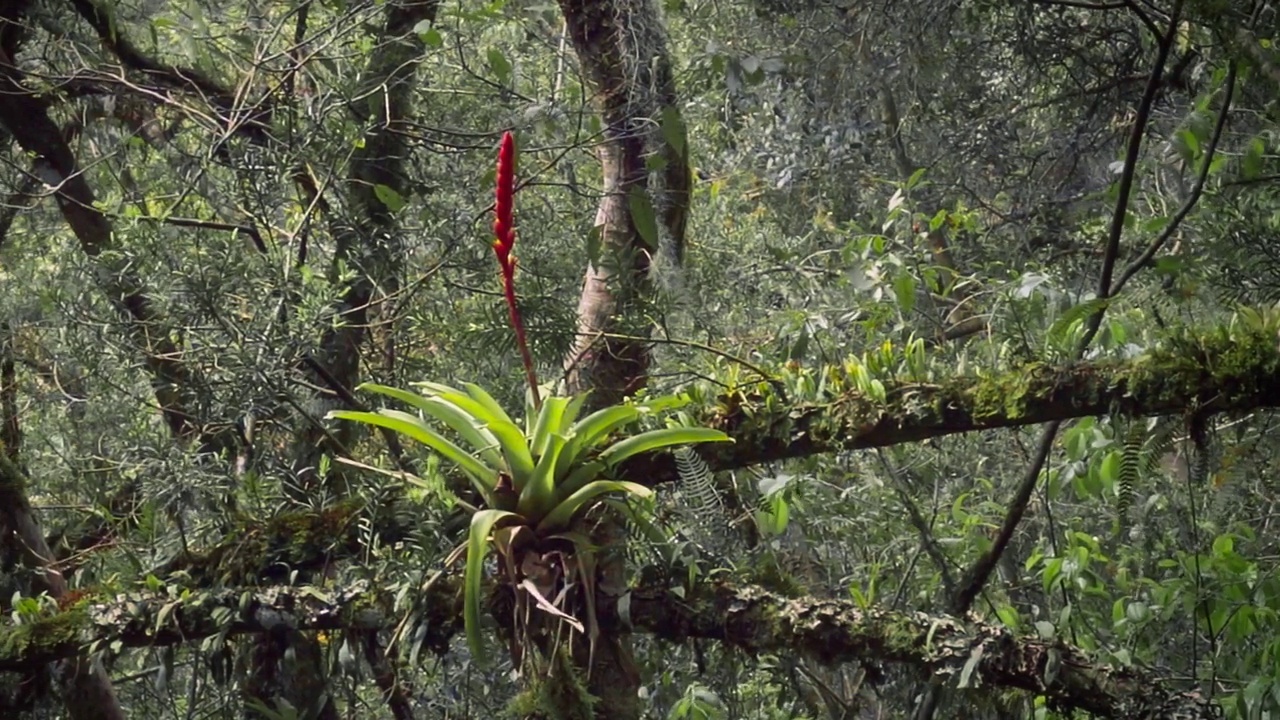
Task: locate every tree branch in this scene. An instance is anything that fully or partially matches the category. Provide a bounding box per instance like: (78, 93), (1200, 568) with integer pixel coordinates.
(623, 320), (1280, 485)
(625, 582), (1219, 720)
(0, 578), (1219, 718)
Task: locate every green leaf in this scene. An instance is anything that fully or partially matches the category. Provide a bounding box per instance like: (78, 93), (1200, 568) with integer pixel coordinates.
(358, 384), (504, 470)
(557, 405), (642, 478)
(1175, 129), (1199, 162)
(415, 22), (443, 48)
(586, 225), (603, 267)
(894, 272), (917, 315)
(555, 461), (605, 503)
(538, 481), (653, 532)
(458, 382), (517, 424)
(561, 393), (590, 432)
(328, 409), (497, 498)
(517, 433), (567, 519)
(413, 381), (534, 481)
(1243, 137), (1265, 180)
(628, 187), (660, 249)
(465, 509), (519, 657)
(599, 427), (732, 469)
(373, 184), (405, 212)
(1048, 297), (1110, 346)
(530, 396), (570, 459)
(661, 106), (687, 158)
(487, 48), (511, 83)
(1098, 450), (1121, 490)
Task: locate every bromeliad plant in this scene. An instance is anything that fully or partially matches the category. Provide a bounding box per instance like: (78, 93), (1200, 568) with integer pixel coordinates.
(329, 131), (731, 659)
(330, 382), (729, 655)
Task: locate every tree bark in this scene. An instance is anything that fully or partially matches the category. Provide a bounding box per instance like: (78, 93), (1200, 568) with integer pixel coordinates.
(552, 1), (690, 718)
(0, 577), (1219, 719)
(558, 0), (690, 406)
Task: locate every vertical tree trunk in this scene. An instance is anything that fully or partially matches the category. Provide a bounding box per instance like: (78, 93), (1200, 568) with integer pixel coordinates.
(553, 2), (690, 718)
(558, 0), (690, 406)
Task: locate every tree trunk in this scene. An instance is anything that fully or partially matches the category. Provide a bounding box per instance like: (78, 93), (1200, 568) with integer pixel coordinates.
(553, 1), (690, 718)
(558, 0), (690, 406)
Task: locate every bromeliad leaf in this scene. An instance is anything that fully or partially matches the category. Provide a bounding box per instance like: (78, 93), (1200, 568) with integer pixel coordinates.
(465, 509), (520, 657)
(556, 461), (606, 503)
(530, 395), (570, 458)
(412, 381), (535, 481)
(538, 480), (653, 533)
(328, 409), (498, 500)
(359, 384), (504, 470)
(557, 404), (643, 477)
(518, 433), (568, 519)
(599, 427), (732, 469)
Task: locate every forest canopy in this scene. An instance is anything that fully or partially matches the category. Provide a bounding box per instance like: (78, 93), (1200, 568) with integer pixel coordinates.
(1, 0), (1279, 719)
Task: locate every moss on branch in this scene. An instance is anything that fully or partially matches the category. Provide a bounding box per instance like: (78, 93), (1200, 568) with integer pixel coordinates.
(622, 319), (1280, 483)
(625, 581), (1219, 719)
(0, 580), (461, 671)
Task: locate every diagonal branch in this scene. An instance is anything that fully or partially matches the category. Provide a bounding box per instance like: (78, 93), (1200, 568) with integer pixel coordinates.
(623, 321), (1280, 485)
(625, 581), (1219, 720)
(63, 0), (274, 144)
(0, 46), (224, 449)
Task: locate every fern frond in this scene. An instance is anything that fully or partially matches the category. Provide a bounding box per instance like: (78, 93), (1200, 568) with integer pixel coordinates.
(1047, 297), (1110, 348)
(673, 447), (733, 558)
(1141, 418), (1179, 477)
(1117, 422), (1143, 523)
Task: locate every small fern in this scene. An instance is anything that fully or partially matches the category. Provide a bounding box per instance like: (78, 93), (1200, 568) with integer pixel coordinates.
(1117, 421), (1144, 523)
(1140, 418), (1179, 476)
(673, 446), (733, 557)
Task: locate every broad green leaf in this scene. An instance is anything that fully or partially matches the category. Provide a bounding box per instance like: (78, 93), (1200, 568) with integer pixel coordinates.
(894, 272), (917, 315)
(557, 405), (642, 478)
(328, 409), (496, 498)
(661, 106), (687, 157)
(461, 382), (518, 427)
(561, 393), (590, 434)
(465, 509), (519, 657)
(517, 433), (567, 519)
(600, 428), (732, 469)
(1098, 450), (1121, 490)
(359, 384), (503, 470)
(487, 48), (511, 84)
(373, 184), (405, 212)
(555, 461), (605, 503)
(413, 382), (534, 481)
(539, 481), (653, 532)
(530, 395), (570, 459)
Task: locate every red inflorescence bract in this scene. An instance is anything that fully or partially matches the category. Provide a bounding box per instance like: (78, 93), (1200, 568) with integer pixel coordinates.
(491, 131), (540, 406)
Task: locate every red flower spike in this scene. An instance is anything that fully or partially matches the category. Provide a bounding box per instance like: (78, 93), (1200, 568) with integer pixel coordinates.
(491, 131), (540, 408)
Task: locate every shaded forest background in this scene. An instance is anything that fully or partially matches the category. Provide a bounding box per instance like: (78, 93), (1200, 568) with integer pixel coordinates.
(2, 0), (1280, 718)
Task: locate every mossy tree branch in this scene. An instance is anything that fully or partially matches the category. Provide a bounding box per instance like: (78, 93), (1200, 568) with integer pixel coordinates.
(624, 323), (1280, 484)
(0, 578), (1215, 718)
(623, 581), (1218, 720)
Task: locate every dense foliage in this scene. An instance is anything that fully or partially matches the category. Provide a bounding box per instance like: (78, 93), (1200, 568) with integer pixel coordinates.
(1, 0), (1279, 718)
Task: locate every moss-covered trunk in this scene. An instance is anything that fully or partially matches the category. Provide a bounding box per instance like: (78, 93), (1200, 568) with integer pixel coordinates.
(553, 0), (690, 717)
